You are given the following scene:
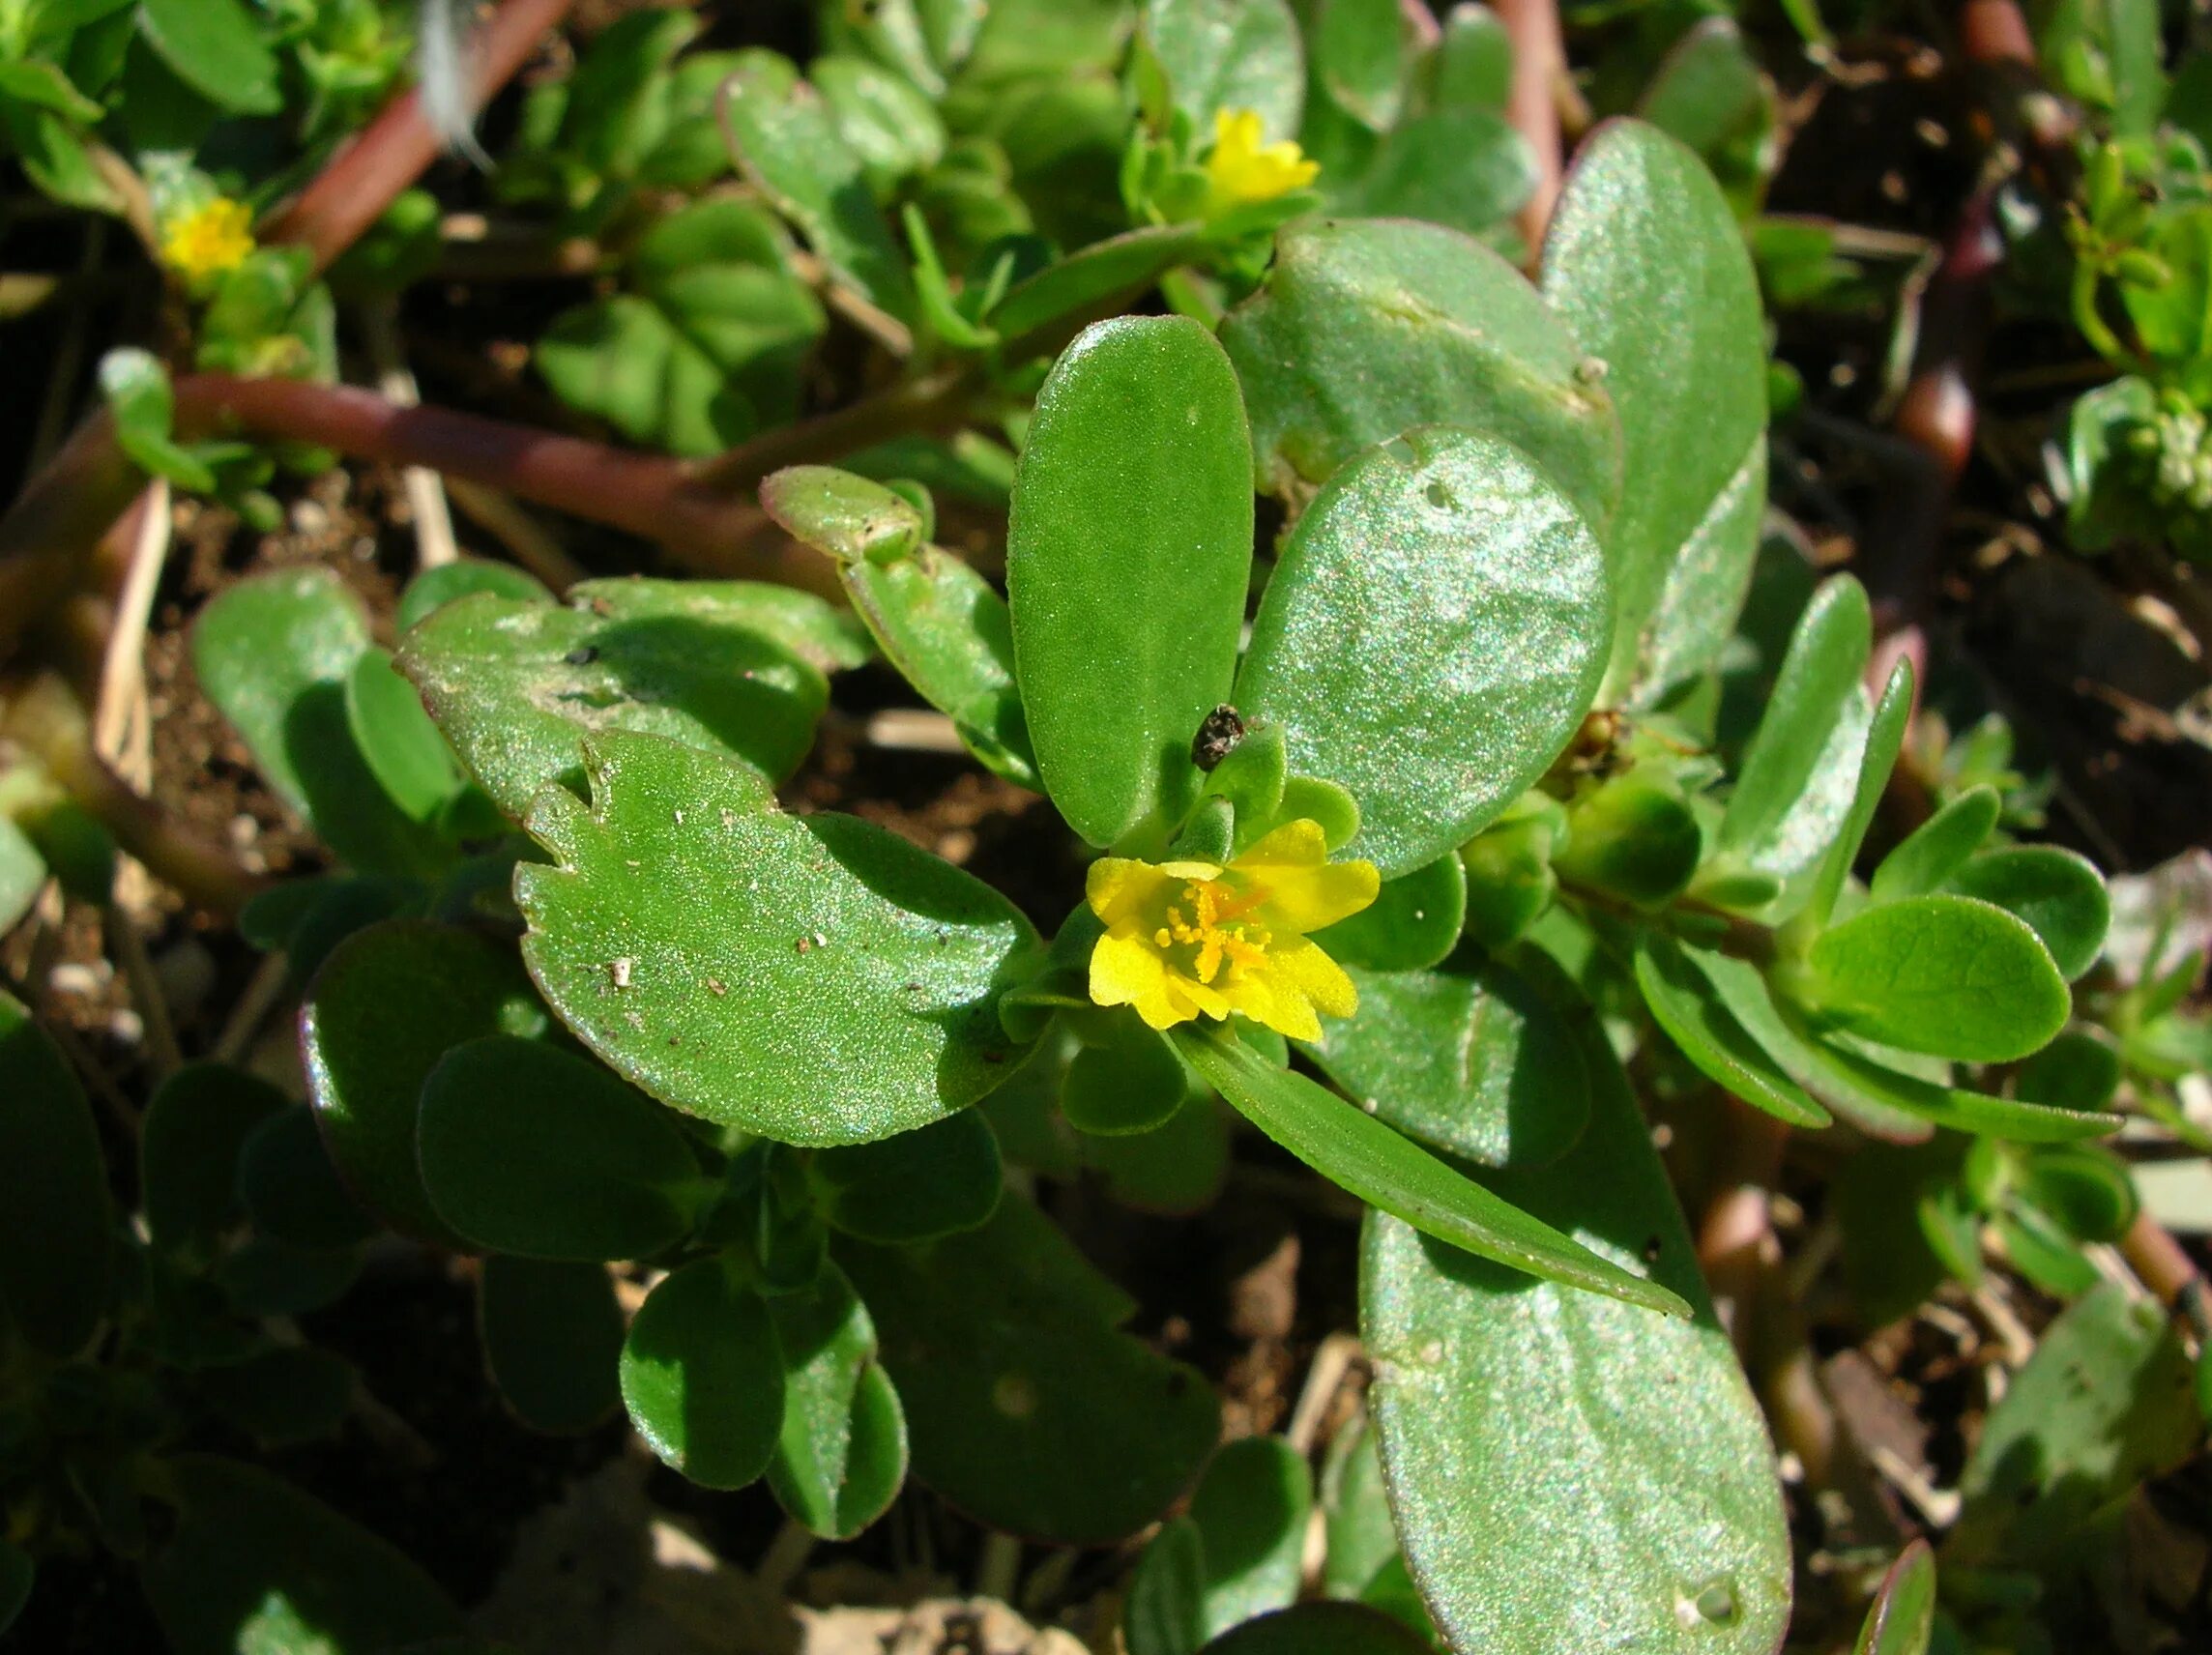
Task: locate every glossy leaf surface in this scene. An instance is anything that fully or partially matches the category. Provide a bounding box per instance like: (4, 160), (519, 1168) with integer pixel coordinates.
(621, 1257), (785, 1489)
(766, 1264), (908, 1539)
(479, 1256), (626, 1435)
(1362, 1001), (1790, 1655)
(518, 730), (1038, 1145)
(420, 1035), (701, 1260)
(399, 586), (833, 822)
(840, 1194), (1219, 1543)
(1180, 1027), (1684, 1314)
(1542, 121), (1767, 704)
(1307, 951), (1591, 1167)
(303, 920), (551, 1247)
(1007, 317), (1253, 847)
(1220, 217), (1618, 527)
(1237, 425), (1610, 876)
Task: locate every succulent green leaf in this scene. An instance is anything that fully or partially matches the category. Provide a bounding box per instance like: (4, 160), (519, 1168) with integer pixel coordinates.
(1869, 785), (2002, 902)
(344, 648), (469, 827)
(1852, 1542), (1936, 1655)
(988, 223), (1210, 349)
(766, 1263), (908, 1538)
(303, 919), (551, 1247)
(1360, 997), (1790, 1655)
(0, 990), (112, 1354)
(1179, 1026), (1684, 1314)
(143, 1456), (463, 1655)
(399, 585), (836, 822)
(1185, 1437), (1314, 1640)
(537, 200), (824, 455)
(1312, 854), (1467, 972)
(1632, 933), (1829, 1127)
(1007, 316), (1254, 848)
(517, 730), (1039, 1145)
(1799, 894), (2072, 1063)
(1799, 659), (1914, 932)
(1715, 574), (1871, 887)
(839, 1193), (1219, 1543)
(1307, 951), (1591, 1167)
(1319, 1414), (1398, 1600)
(137, 0), (281, 115)
(1949, 1283), (2200, 1565)
(193, 567), (449, 876)
(1943, 845), (2110, 983)
(395, 559), (554, 634)
(621, 1257), (786, 1489)
(1198, 1604), (1431, 1655)
(1062, 1016), (1191, 1137)
(1237, 425), (1610, 876)
(140, 1062), (287, 1254)
(236, 1106), (377, 1250)
(1553, 769), (1703, 906)
(1541, 121), (1768, 704)
(1141, 0), (1304, 137)
(419, 1036), (702, 1261)
(721, 59), (915, 317)
(1219, 218), (1618, 526)
(837, 541), (1037, 787)
(479, 1256), (626, 1435)
(1343, 111), (1535, 246)
(759, 464), (926, 565)
(809, 1109), (1004, 1241)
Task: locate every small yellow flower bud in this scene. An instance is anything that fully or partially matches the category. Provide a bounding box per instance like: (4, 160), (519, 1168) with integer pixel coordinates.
(160, 198), (256, 284)
(1202, 108), (1320, 216)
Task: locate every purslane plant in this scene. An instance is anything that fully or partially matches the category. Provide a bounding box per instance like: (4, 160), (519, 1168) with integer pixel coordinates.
(0, 3), (2185, 1651)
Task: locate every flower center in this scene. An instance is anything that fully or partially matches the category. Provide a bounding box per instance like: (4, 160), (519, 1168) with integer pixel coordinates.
(1152, 879), (1273, 985)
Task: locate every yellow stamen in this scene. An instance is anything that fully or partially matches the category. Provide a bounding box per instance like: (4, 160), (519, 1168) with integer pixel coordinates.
(160, 197), (256, 284)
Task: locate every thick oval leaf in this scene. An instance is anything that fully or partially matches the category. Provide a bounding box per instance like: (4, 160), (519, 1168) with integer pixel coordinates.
(1199, 1604), (1431, 1655)
(766, 1263), (908, 1538)
(1062, 1017), (1190, 1137)
(420, 1036), (702, 1261)
(1346, 110), (1536, 245)
(0, 990), (112, 1354)
(303, 919), (551, 1247)
(1800, 894), (2072, 1063)
(1180, 1437), (1314, 1640)
(1006, 316), (1254, 848)
(344, 649), (468, 826)
(1805, 1035), (2120, 1145)
(1541, 120), (1768, 704)
(140, 1062), (287, 1254)
(193, 567), (447, 876)
(621, 1257), (786, 1489)
(1869, 787), (2002, 903)
(398, 587), (830, 822)
(479, 1256), (625, 1435)
(836, 541), (1037, 787)
(142, 1456), (463, 1655)
(988, 223), (1209, 349)
(1944, 846), (2110, 983)
(1179, 1026), (1684, 1315)
(569, 575), (868, 676)
(1219, 217), (1618, 528)
(1632, 934), (1829, 1128)
(1715, 574), (1871, 885)
(1949, 1283), (2199, 1566)
(809, 1109), (1004, 1241)
(236, 1106), (377, 1250)
(760, 464), (926, 564)
(1142, 0), (1304, 137)
(518, 730), (1037, 1144)
(137, 0), (281, 115)
(1801, 660), (1915, 932)
(1311, 854), (1466, 972)
(839, 1193), (1220, 1543)
(1307, 951), (1590, 1167)
(1361, 1002), (1790, 1655)
(1237, 425), (1609, 876)
(721, 59), (914, 315)
(395, 559), (553, 634)
(1854, 1541), (1936, 1655)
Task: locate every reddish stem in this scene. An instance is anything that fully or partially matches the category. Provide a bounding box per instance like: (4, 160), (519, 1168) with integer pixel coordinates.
(1496, 0), (1566, 257)
(263, 0), (577, 273)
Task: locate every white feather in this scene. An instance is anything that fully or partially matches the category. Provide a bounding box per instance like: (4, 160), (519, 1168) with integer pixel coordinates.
(417, 0), (492, 169)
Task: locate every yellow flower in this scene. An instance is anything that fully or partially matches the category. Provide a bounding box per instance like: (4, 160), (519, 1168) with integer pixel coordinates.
(160, 197), (256, 283)
(1087, 819), (1380, 1042)
(1203, 107), (1320, 215)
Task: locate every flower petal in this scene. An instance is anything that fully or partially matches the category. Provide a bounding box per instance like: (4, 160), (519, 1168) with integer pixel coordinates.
(1268, 938), (1358, 1020)
(1087, 857), (1170, 929)
(1091, 933), (1187, 1029)
(1234, 821), (1380, 933)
